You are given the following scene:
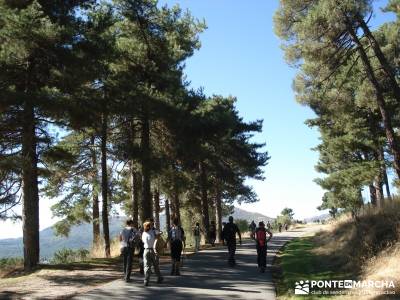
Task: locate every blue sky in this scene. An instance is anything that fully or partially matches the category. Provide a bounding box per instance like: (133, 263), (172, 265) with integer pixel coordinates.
(0, 0), (396, 239)
(157, 0), (397, 219)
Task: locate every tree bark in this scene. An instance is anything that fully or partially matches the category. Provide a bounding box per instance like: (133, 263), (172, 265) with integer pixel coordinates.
(172, 180), (181, 224)
(374, 177), (384, 208)
(90, 134), (100, 246)
(199, 161), (210, 242)
(165, 199), (171, 231)
(22, 101), (40, 271)
(347, 24), (400, 179)
(215, 183), (222, 243)
(101, 114), (110, 258)
(369, 184), (377, 206)
(357, 15), (400, 101)
(130, 163), (139, 228)
(153, 188), (160, 230)
(140, 111), (152, 221)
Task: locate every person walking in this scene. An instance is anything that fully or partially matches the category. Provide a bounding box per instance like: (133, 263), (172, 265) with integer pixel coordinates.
(249, 220), (256, 239)
(168, 218), (185, 275)
(266, 221), (272, 230)
(255, 221), (272, 273)
(209, 221), (216, 246)
(221, 216), (242, 266)
(119, 219), (138, 282)
(142, 221), (163, 286)
(193, 222), (202, 252)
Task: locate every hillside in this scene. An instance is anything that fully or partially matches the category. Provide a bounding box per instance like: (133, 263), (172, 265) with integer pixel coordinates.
(225, 207), (274, 224)
(0, 207), (273, 259)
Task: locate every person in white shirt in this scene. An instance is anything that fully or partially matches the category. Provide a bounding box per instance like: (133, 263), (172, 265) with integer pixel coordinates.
(119, 220), (138, 282)
(142, 221), (163, 286)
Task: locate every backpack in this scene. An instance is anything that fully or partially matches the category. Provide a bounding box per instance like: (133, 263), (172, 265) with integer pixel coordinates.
(170, 226), (183, 241)
(256, 228), (266, 247)
(128, 229), (138, 248)
(193, 226), (200, 236)
(155, 234), (166, 255)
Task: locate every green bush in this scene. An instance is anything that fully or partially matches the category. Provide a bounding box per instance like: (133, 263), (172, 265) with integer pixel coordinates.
(51, 248), (90, 264)
(0, 257), (23, 269)
(236, 219), (249, 233)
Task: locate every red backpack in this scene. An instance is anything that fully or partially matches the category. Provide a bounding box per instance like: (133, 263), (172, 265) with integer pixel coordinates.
(256, 228), (266, 247)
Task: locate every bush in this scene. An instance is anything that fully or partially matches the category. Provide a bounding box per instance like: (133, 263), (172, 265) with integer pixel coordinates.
(51, 248), (90, 264)
(0, 257), (23, 269)
(236, 219), (249, 233)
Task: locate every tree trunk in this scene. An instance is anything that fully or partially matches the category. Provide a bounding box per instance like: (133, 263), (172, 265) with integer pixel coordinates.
(165, 199), (171, 231)
(172, 180), (181, 224)
(130, 163), (139, 228)
(153, 188), (160, 230)
(101, 114), (110, 258)
(347, 24), (400, 179)
(199, 161), (210, 242)
(90, 134), (100, 246)
(357, 15), (400, 101)
(374, 177), (384, 208)
(369, 184), (377, 206)
(22, 101), (40, 271)
(215, 183), (222, 243)
(140, 111), (152, 221)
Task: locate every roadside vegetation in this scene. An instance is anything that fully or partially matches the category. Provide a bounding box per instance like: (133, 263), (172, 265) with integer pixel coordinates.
(275, 199), (400, 299)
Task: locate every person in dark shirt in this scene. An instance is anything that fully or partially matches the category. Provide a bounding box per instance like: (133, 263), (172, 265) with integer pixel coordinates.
(209, 220), (216, 246)
(221, 216), (242, 266)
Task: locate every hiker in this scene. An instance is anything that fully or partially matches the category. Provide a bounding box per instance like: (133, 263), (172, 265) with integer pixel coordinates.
(285, 223), (289, 231)
(255, 221), (272, 273)
(193, 222), (203, 252)
(119, 219), (139, 282)
(221, 216), (242, 266)
(209, 221), (216, 246)
(168, 218), (185, 275)
(142, 221), (163, 286)
(266, 221), (271, 230)
(278, 223), (282, 232)
(249, 220), (256, 239)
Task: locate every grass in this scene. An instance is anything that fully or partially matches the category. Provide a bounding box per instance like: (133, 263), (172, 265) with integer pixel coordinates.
(275, 198), (400, 299)
(274, 235), (352, 300)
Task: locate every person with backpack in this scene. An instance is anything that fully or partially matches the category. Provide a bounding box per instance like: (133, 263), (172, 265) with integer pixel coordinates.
(168, 218), (185, 275)
(255, 221), (272, 273)
(209, 221), (216, 246)
(142, 221), (163, 286)
(249, 220), (256, 239)
(221, 216), (242, 266)
(119, 219), (139, 282)
(193, 222), (203, 253)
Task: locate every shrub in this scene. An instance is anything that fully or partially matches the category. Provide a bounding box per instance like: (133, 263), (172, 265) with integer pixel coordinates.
(51, 248), (89, 264)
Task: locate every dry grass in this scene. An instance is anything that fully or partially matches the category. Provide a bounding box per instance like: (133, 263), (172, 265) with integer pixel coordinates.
(90, 237), (122, 259)
(309, 198), (400, 299)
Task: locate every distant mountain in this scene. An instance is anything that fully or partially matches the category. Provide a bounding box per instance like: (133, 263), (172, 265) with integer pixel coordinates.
(304, 213), (331, 223)
(224, 207), (274, 224)
(0, 207), (273, 259)
(0, 217), (126, 259)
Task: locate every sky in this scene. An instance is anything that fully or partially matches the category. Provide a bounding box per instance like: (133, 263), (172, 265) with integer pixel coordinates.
(0, 0), (396, 239)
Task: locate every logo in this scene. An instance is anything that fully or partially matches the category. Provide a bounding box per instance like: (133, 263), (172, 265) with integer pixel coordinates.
(295, 280), (310, 295)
